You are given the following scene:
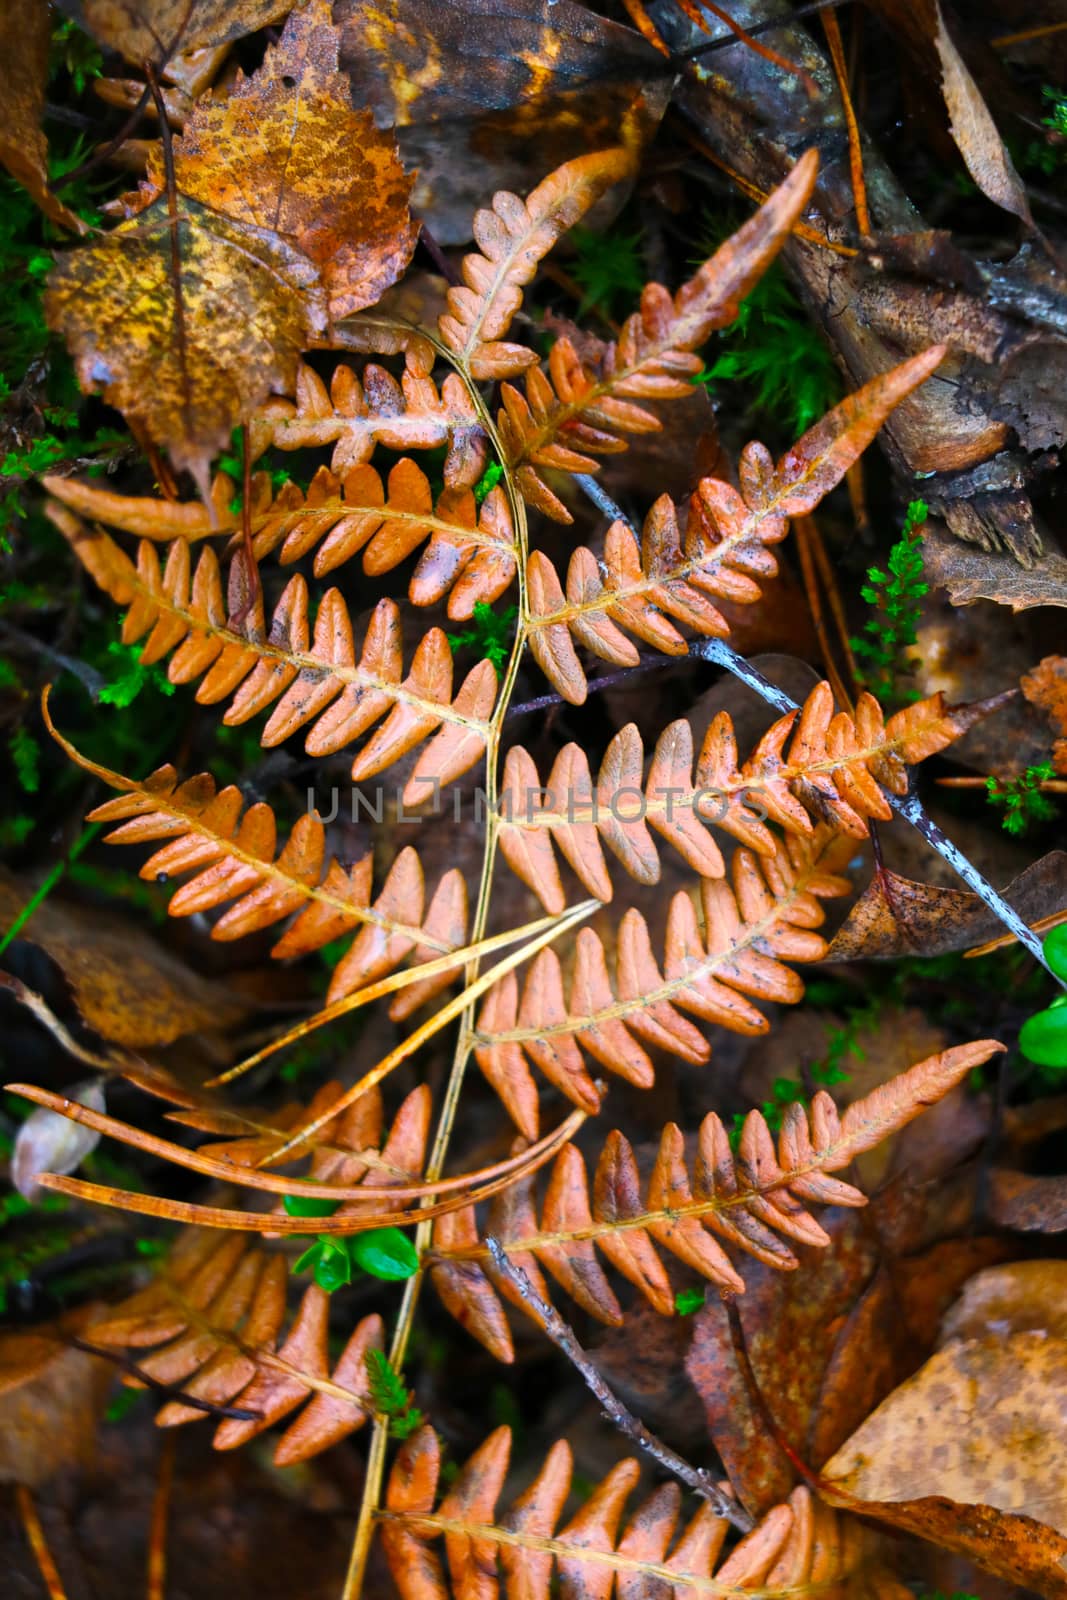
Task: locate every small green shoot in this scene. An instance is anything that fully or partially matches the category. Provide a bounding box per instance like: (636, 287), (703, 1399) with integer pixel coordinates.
(365, 1348), (424, 1440)
(674, 1287), (705, 1316)
(570, 224), (645, 320)
(985, 762), (1058, 836)
(852, 499), (928, 703)
(98, 640), (176, 709)
(9, 725), (40, 793)
(446, 602), (517, 671)
(286, 1195), (420, 1293)
(473, 461), (504, 505)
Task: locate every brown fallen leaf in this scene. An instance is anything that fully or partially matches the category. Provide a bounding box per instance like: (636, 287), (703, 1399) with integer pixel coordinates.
(933, 3), (1032, 226)
(47, 0), (416, 489)
(71, 0), (293, 63)
(141, 0), (417, 323)
(0, 0), (87, 233)
(0, 869), (248, 1048)
(924, 523), (1067, 611)
(0, 1309), (111, 1488)
(826, 852), (1067, 961)
(1022, 656), (1067, 775)
(822, 1332), (1067, 1596)
(990, 1170), (1067, 1235)
(941, 1261), (1067, 1345)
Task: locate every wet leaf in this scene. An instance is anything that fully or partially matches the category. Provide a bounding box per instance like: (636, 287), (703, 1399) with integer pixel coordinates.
(12, 1077), (106, 1201)
(0, 1309), (111, 1487)
(989, 1170), (1067, 1235)
(0, 0), (87, 232)
(933, 4), (1032, 226)
(822, 1332), (1067, 1595)
(826, 853), (1067, 961)
(923, 524), (1067, 612)
(69, 0), (293, 63)
(941, 1261), (1067, 1344)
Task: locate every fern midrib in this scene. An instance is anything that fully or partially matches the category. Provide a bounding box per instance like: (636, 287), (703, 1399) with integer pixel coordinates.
(374, 1508), (845, 1596)
(471, 842), (827, 1046)
(253, 496), (516, 561)
(124, 568), (494, 736)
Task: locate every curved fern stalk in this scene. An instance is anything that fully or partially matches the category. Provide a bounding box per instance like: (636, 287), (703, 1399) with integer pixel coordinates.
(523, 344), (946, 699)
(475, 830), (853, 1137)
(251, 349), (488, 486)
(15, 1083), (591, 1234)
(428, 1040), (1004, 1359)
(42, 687), (469, 1005)
(495, 149), (820, 521)
(380, 1425), (899, 1598)
(437, 147), (634, 380)
(48, 508), (496, 801)
(84, 1229), (385, 1466)
(498, 682), (993, 913)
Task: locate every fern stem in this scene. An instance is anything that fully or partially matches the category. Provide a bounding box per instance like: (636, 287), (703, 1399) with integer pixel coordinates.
(693, 638), (1060, 979)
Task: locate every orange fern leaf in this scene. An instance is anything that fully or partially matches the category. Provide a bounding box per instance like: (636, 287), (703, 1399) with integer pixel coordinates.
(252, 350), (487, 486)
(43, 689), (468, 1005)
(49, 507), (496, 798)
(429, 1039), (1004, 1355)
(381, 1425), (890, 1597)
(438, 148), (633, 380)
(496, 149), (822, 521)
(498, 684), (988, 913)
(474, 831), (852, 1136)
(522, 341), (942, 693)
(86, 1229), (383, 1465)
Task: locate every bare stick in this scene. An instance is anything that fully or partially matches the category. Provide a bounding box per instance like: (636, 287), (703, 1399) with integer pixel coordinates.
(485, 1235), (754, 1532)
(15, 1486), (69, 1600)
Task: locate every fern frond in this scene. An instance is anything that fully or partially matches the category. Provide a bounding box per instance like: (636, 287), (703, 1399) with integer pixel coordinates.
(86, 1229), (384, 1465)
(250, 349), (489, 486)
(522, 344), (942, 697)
(498, 684), (985, 914)
(474, 831), (852, 1136)
(494, 151), (820, 521)
(49, 508), (496, 798)
(438, 148), (633, 380)
(381, 1425), (890, 1597)
(43, 691), (469, 1004)
(429, 1040), (1004, 1355)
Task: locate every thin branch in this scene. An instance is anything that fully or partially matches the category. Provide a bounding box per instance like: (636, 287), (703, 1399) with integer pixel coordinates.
(15, 1487), (69, 1600)
(147, 1435), (175, 1600)
(485, 1236), (754, 1533)
(68, 1335), (264, 1422)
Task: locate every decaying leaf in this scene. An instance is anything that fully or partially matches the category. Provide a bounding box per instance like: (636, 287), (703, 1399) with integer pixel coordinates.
(826, 853), (1067, 961)
(941, 1260), (1067, 1345)
(0, 867), (249, 1048)
(822, 1332), (1067, 1595)
(1022, 657), (1067, 775)
(989, 1170), (1067, 1235)
(46, 0), (416, 488)
(12, 1077), (106, 1202)
(924, 523), (1067, 611)
(0, 0), (86, 232)
(68, 0), (293, 63)
(0, 1309), (111, 1487)
(933, 4), (1032, 226)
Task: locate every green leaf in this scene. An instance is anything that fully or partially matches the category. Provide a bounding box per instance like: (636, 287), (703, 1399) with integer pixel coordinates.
(283, 1193), (342, 1219)
(349, 1227), (419, 1281)
(1020, 1003), (1067, 1070)
(674, 1288), (705, 1316)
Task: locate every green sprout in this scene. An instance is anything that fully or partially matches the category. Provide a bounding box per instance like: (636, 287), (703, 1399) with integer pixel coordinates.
(365, 1348), (424, 1439)
(674, 1287), (706, 1316)
(570, 224), (645, 320)
(986, 761), (1058, 836)
(446, 602), (517, 671)
(1019, 925), (1067, 1080)
(852, 499), (928, 703)
(284, 1196), (419, 1293)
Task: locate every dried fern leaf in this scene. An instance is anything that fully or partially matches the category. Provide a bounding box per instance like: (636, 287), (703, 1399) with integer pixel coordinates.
(438, 148), (633, 380)
(43, 689), (468, 1004)
(381, 1424), (887, 1597)
(496, 149), (822, 520)
(522, 340), (940, 692)
(249, 351), (486, 487)
(498, 683), (987, 913)
(49, 508), (496, 798)
(87, 1229), (384, 1465)
(429, 1040), (1004, 1353)
(474, 830), (852, 1136)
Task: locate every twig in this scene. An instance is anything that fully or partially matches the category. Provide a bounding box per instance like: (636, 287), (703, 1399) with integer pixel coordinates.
(0, 623), (106, 702)
(147, 1435), (175, 1600)
(68, 1335), (264, 1422)
(0, 972), (130, 1073)
(0, 823), (104, 959)
(15, 1486), (69, 1600)
(485, 1236), (754, 1533)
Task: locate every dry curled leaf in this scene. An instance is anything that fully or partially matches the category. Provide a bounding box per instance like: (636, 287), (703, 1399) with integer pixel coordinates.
(923, 523), (1067, 611)
(0, 0), (86, 232)
(822, 1332), (1067, 1596)
(67, 0), (293, 63)
(46, 0), (416, 489)
(933, 3), (1032, 227)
